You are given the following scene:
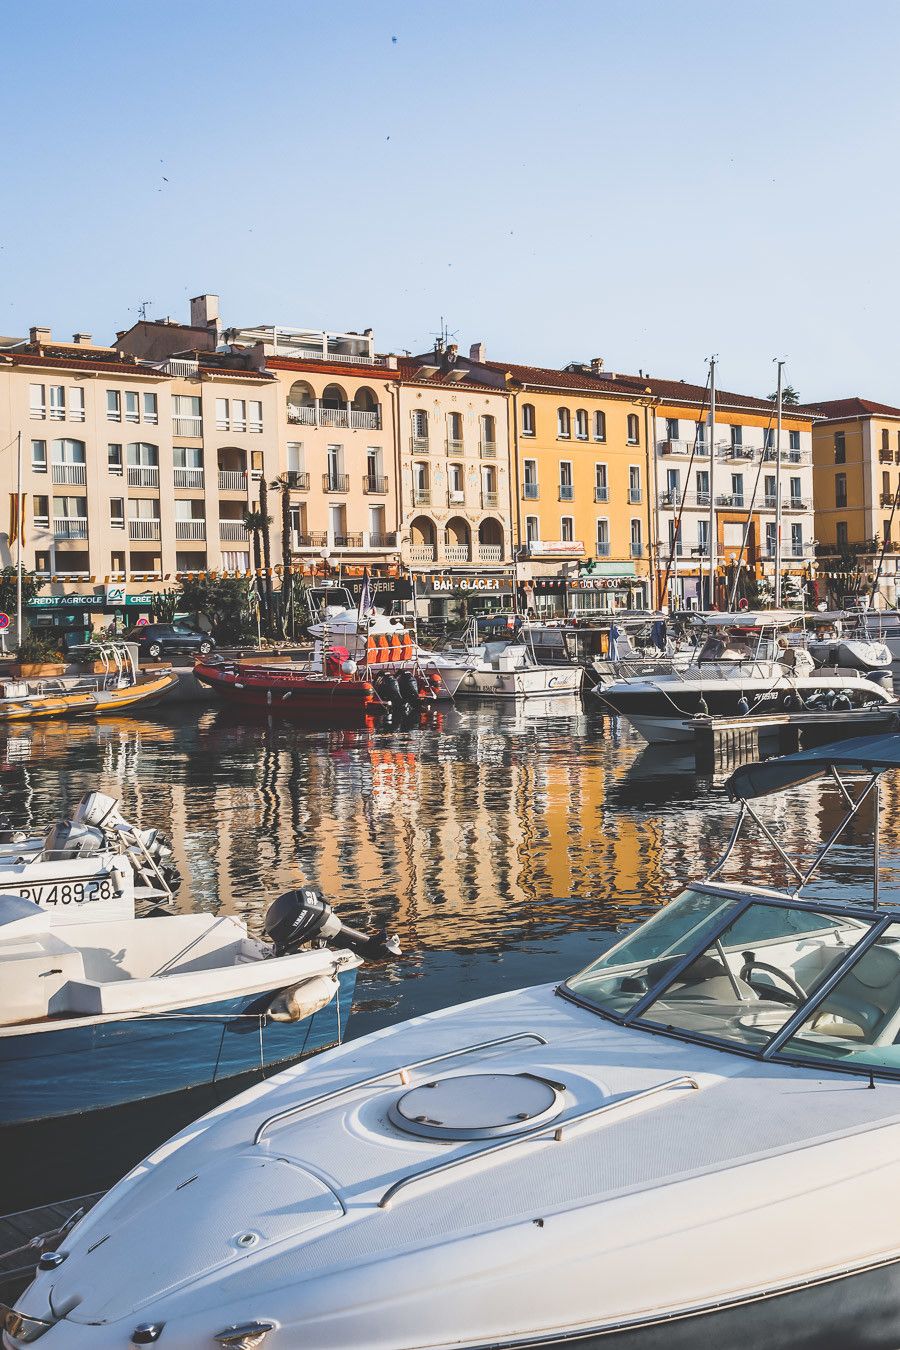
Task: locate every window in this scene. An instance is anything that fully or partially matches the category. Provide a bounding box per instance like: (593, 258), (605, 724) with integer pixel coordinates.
(521, 403), (535, 436)
(885, 520), (893, 545)
(251, 450), (264, 475)
(630, 518), (642, 557)
(106, 389), (121, 422)
(837, 521), (849, 548)
(129, 497), (160, 521)
(125, 391), (140, 423)
(730, 424), (743, 447)
(666, 417), (679, 441)
(412, 409), (429, 439)
(763, 427), (775, 451)
(35, 552), (50, 573)
(696, 419), (708, 448)
(29, 384), (46, 419)
(835, 473), (847, 508)
(48, 385), (65, 421)
(31, 439), (47, 471)
(127, 442), (158, 466)
(884, 471), (891, 498)
(627, 413), (639, 444)
(596, 519), (610, 557)
(559, 461), (574, 500)
(731, 473), (744, 506)
(110, 551), (126, 573)
(790, 475), (802, 504)
(448, 463), (465, 501)
(698, 519), (710, 555)
(665, 468), (681, 502)
(764, 474), (776, 508)
(883, 429), (891, 451)
(561, 516), (574, 542)
(143, 392), (158, 425)
(175, 445), (203, 469)
(765, 521), (777, 556)
(628, 465), (641, 503)
(594, 410), (606, 441)
(33, 495), (49, 527)
(248, 400), (263, 433)
(789, 429), (800, 451)
(523, 459), (539, 499)
(110, 497), (125, 528)
(834, 431), (846, 464)
(173, 395), (202, 432)
(231, 399), (247, 433)
(69, 387), (85, 422)
(216, 398), (230, 431)
(525, 515), (539, 543)
(108, 443), (123, 474)
(595, 463), (608, 502)
(791, 523), (803, 557)
(668, 519), (682, 557)
(448, 412), (464, 446)
(557, 407), (571, 438)
(480, 413), (495, 445)
(326, 445), (343, 489)
(575, 409), (588, 440)
(696, 470), (710, 505)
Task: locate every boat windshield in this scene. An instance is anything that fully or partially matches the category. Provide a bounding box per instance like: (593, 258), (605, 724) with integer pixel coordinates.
(566, 889), (884, 1061)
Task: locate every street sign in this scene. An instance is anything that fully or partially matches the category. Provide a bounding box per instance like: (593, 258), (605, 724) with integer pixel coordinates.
(0, 613), (10, 632)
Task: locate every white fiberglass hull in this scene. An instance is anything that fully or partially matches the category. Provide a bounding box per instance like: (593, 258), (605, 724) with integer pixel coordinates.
(458, 665), (584, 699)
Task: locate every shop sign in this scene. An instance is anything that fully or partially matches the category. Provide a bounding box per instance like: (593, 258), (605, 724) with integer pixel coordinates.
(419, 574), (513, 593)
(341, 577), (412, 603)
(105, 583), (126, 606)
(527, 541), (584, 558)
(27, 594), (106, 611)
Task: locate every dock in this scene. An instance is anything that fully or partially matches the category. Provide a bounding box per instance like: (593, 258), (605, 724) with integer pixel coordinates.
(691, 707), (900, 771)
(0, 1192), (103, 1302)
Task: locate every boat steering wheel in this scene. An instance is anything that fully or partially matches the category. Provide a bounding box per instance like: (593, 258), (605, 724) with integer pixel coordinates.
(739, 950), (805, 1005)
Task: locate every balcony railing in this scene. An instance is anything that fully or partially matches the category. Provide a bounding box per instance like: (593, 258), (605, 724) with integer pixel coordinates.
(480, 440), (496, 459)
(410, 436), (430, 454)
(879, 449), (893, 463)
(368, 534), (396, 549)
(630, 542), (644, 558)
(162, 358), (199, 378)
(174, 467), (204, 489)
(218, 470), (248, 491)
(628, 488), (642, 503)
(658, 438), (710, 457)
(53, 517), (88, 539)
(175, 519), (206, 539)
(219, 520), (249, 541)
(716, 493), (745, 508)
(658, 490), (681, 507)
(128, 465), (160, 488)
(595, 485), (609, 502)
(409, 544), (435, 562)
(717, 446), (755, 461)
(595, 541), (611, 557)
(448, 490), (466, 506)
(481, 492), (498, 508)
(286, 471), (310, 490)
(522, 482), (539, 499)
(363, 475), (388, 494)
(763, 448), (804, 463)
(881, 492), (896, 506)
(783, 497), (810, 511)
(559, 484), (574, 501)
(323, 473), (350, 493)
(287, 405), (317, 426)
(413, 488), (431, 505)
(446, 438), (465, 455)
(173, 415), (203, 437)
(294, 532), (328, 549)
(445, 545), (471, 563)
(478, 545), (503, 562)
(129, 518), (161, 541)
(51, 462), (87, 485)
(333, 533), (364, 549)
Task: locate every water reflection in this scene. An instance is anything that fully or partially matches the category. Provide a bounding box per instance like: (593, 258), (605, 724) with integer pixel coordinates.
(2, 704), (898, 1209)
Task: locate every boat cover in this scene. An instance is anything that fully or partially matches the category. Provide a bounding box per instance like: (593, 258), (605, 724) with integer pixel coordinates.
(727, 733), (900, 801)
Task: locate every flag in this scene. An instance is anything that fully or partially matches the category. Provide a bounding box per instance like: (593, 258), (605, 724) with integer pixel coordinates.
(8, 494), (16, 547)
(357, 568), (376, 624)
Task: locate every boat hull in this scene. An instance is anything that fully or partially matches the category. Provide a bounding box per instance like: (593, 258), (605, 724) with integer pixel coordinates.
(457, 666), (584, 699)
(0, 672), (177, 722)
(195, 661), (383, 720)
(0, 967), (357, 1125)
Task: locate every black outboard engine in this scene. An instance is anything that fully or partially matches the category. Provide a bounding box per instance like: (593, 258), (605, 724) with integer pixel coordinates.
(397, 670), (420, 707)
(264, 886), (401, 960)
(374, 672), (403, 710)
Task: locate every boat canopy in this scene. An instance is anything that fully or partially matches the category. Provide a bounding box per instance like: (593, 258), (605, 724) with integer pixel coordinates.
(727, 735), (900, 802)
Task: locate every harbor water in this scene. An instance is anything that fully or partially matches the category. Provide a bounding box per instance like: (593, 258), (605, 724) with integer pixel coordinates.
(3, 697), (898, 1213)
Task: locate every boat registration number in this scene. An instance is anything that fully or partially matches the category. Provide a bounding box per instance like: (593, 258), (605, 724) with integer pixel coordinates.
(22, 878), (117, 907)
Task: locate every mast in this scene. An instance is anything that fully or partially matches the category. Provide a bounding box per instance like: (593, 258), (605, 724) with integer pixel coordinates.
(707, 357), (716, 608)
(16, 431), (22, 647)
(774, 360), (785, 609)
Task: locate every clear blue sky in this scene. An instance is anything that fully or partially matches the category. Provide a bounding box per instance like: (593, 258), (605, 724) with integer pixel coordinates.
(2, 0), (898, 402)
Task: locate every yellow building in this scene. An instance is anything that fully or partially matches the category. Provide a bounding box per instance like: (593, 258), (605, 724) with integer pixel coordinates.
(807, 396), (900, 606)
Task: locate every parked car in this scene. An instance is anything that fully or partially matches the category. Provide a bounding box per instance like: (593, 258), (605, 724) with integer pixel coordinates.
(124, 623), (215, 660)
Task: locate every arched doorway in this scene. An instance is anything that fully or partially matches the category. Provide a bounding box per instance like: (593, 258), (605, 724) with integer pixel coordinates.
(477, 517), (504, 562)
(445, 516), (472, 562)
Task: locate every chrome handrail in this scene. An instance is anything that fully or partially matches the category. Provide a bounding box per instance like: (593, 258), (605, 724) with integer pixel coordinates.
(253, 1032), (549, 1145)
(377, 1074), (700, 1209)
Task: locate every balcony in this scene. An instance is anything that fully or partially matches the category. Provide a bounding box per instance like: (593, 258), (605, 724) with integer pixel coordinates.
(218, 470), (248, 492)
(659, 438), (710, 457)
(658, 490), (682, 507)
(480, 440), (496, 459)
(595, 485), (609, 502)
(716, 493), (745, 508)
(481, 491), (498, 508)
(161, 358), (199, 378)
(448, 491), (466, 506)
(522, 482), (539, 500)
(129, 518), (161, 541)
(363, 474), (388, 494)
(286, 471), (310, 490)
(294, 532), (328, 549)
(446, 439), (465, 455)
(413, 488), (431, 506)
(630, 542), (644, 558)
(53, 517), (88, 539)
(51, 462), (86, 485)
(559, 484), (574, 501)
(368, 534), (395, 549)
(763, 495), (777, 509)
(323, 473), (350, 493)
(333, 533), (364, 549)
(880, 449), (893, 464)
(410, 436), (430, 455)
(128, 466), (160, 488)
(763, 448), (804, 463)
(717, 446), (755, 461)
(783, 497), (811, 511)
(174, 468), (204, 489)
(595, 541), (611, 557)
(173, 415), (203, 437)
(882, 492), (896, 506)
(409, 544), (435, 563)
(220, 520), (249, 541)
(478, 545), (503, 562)
(444, 546), (471, 563)
(175, 519), (206, 540)
(286, 404), (382, 430)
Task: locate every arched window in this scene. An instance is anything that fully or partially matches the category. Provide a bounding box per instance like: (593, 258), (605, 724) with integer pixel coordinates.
(50, 438), (86, 485)
(575, 410), (588, 440)
(127, 441), (159, 487)
(412, 409), (429, 443)
(448, 462), (465, 501)
(521, 403), (535, 436)
(557, 407), (571, 438)
(594, 410), (606, 441)
(447, 412), (464, 447)
(627, 413), (639, 444)
(51, 438), (86, 464)
(480, 413), (496, 448)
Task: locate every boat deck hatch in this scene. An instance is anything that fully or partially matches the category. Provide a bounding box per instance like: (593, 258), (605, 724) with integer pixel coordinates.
(388, 1071), (564, 1141)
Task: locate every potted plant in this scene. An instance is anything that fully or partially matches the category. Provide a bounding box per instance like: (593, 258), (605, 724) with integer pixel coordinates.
(14, 635), (66, 678)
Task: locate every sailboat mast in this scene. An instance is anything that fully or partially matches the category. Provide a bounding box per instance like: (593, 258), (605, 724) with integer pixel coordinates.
(707, 357), (716, 608)
(774, 360), (785, 608)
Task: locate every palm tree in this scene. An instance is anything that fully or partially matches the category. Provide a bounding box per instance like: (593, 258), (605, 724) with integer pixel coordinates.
(769, 384), (800, 405)
(242, 508), (266, 572)
(259, 477), (274, 633)
(272, 475), (295, 638)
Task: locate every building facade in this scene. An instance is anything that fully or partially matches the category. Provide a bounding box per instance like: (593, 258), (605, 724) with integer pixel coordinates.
(807, 396), (900, 606)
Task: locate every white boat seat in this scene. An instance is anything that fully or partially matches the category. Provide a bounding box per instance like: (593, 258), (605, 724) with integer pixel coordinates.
(815, 944), (900, 1040)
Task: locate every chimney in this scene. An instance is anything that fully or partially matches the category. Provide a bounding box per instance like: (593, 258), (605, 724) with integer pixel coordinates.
(190, 293), (220, 329)
(30, 326), (51, 344)
(469, 341), (486, 363)
(590, 356), (604, 374)
(72, 332), (92, 346)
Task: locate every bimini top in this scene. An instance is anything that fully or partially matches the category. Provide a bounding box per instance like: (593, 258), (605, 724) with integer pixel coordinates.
(727, 734), (900, 801)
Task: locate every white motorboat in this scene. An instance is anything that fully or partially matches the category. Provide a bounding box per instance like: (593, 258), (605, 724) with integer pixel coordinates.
(453, 625), (584, 700)
(306, 604), (471, 699)
(10, 736), (900, 1348)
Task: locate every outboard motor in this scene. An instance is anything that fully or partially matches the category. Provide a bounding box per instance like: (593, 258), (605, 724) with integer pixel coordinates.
(374, 672), (403, 710)
(397, 670), (420, 707)
(71, 791), (120, 829)
(264, 886), (401, 960)
(43, 820), (106, 860)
